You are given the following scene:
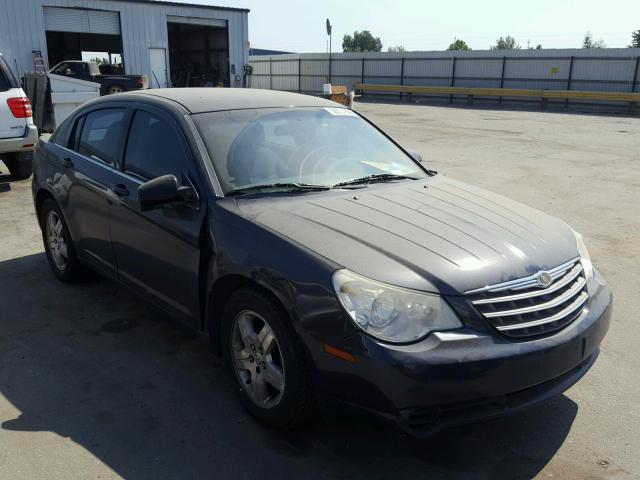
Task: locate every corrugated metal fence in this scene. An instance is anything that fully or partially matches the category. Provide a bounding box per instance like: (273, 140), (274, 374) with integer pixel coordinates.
(249, 49), (640, 106)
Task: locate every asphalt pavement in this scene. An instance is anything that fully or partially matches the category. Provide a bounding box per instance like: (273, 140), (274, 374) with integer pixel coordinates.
(0, 101), (638, 479)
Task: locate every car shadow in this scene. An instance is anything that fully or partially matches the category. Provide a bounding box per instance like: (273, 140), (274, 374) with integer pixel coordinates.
(0, 157), (33, 191)
(0, 173), (13, 193)
(0, 253), (578, 479)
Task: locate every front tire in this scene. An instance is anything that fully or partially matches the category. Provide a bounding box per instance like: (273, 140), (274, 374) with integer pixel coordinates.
(40, 198), (90, 282)
(221, 287), (316, 429)
(4, 151), (33, 179)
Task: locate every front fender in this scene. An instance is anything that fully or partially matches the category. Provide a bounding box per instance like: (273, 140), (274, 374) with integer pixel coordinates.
(204, 201), (353, 353)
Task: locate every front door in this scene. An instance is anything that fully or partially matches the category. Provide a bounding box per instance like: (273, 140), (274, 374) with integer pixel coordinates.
(148, 48), (168, 88)
(108, 106), (204, 325)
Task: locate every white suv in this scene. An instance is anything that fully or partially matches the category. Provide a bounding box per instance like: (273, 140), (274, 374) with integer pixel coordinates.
(0, 53), (37, 179)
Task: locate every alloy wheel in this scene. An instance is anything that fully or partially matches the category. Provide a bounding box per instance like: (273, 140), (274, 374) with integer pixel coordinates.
(46, 210), (68, 271)
(230, 310), (286, 408)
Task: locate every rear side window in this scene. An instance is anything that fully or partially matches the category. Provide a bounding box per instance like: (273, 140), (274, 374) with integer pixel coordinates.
(67, 115), (85, 149)
(123, 110), (189, 180)
(0, 69), (9, 92)
(50, 62), (84, 76)
(78, 109), (126, 165)
(0, 57), (16, 92)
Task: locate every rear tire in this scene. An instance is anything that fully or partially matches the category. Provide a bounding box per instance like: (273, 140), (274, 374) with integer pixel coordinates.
(40, 198), (91, 283)
(4, 151), (33, 179)
(107, 85), (125, 94)
(221, 287), (316, 429)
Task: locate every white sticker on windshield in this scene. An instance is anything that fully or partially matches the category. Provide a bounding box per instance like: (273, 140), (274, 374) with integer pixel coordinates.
(324, 107), (357, 117)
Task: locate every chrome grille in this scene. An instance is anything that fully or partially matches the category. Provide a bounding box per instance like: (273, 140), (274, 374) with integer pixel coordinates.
(466, 258), (588, 338)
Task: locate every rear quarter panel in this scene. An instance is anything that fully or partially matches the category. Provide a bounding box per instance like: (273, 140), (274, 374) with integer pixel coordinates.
(32, 136), (64, 220)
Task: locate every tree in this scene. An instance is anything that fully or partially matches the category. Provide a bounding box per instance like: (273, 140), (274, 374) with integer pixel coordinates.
(582, 31), (606, 49)
(447, 38), (471, 51)
(342, 30), (383, 52)
(490, 36), (520, 50)
(535, 44), (543, 49)
(387, 45), (406, 53)
(629, 30), (640, 48)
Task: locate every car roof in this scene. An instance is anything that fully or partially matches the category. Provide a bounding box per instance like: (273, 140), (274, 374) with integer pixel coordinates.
(121, 88), (341, 114)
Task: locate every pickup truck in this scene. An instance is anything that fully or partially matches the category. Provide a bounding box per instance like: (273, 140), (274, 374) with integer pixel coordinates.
(0, 53), (37, 179)
(49, 61), (148, 96)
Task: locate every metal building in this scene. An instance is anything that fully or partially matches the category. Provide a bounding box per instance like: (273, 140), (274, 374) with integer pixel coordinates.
(0, 0), (250, 88)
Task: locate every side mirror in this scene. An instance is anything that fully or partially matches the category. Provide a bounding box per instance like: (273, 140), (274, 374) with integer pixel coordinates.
(407, 150), (423, 162)
(138, 174), (196, 211)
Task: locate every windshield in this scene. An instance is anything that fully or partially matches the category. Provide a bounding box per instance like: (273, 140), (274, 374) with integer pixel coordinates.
(192, 107), (427, 194)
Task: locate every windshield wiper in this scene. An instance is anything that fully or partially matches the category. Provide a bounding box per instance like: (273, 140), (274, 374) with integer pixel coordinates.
(226, 182), (332, 197)
(332, 173), (418, 188)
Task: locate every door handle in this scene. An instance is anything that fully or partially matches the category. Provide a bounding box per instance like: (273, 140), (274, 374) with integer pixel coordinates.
(62, 157), (73, 168)
(109, 183), (130, 197)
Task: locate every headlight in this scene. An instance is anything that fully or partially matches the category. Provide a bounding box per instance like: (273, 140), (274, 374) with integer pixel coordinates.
(332, 269), (462, 343)
(573, 229), (594, 280)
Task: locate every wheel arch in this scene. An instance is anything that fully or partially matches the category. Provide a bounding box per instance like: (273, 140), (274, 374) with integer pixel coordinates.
(34, 188), (77, 242)
(34, 188), (56, 229)
(206, 274), (294, 357)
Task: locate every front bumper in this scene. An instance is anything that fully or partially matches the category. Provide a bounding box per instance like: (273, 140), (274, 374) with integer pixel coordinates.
(0, 124), (38, 153)
(309, 270), (612, 436)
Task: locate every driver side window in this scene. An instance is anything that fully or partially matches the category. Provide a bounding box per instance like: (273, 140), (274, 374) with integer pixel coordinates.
(53, 62), (79, 76)
(123, 110), (189, 181)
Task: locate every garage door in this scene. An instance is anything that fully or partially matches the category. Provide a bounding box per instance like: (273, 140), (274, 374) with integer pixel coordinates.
(43, 7), (121, 35)
(166, 15), (226, 28)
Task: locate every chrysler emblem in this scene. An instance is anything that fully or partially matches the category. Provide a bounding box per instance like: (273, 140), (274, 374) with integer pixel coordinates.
(536, 272), (553, 288)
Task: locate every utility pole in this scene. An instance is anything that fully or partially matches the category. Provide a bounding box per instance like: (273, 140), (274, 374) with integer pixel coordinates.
(326, 19), (332, 83)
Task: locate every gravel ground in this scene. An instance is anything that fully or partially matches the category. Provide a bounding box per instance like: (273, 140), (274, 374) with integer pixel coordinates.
(0, 101), (638, 479)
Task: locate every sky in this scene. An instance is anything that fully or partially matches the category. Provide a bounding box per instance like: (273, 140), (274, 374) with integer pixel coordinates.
(169, 0), (640, 52)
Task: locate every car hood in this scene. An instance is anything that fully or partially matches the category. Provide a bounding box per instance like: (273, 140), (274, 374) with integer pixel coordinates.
(234, 176), (579, 295)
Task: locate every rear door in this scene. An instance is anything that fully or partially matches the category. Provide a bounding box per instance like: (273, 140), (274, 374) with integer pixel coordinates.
(0, 56), (27, 139)
(60, 106), (131, 276)
(108, 105), (205, 325)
